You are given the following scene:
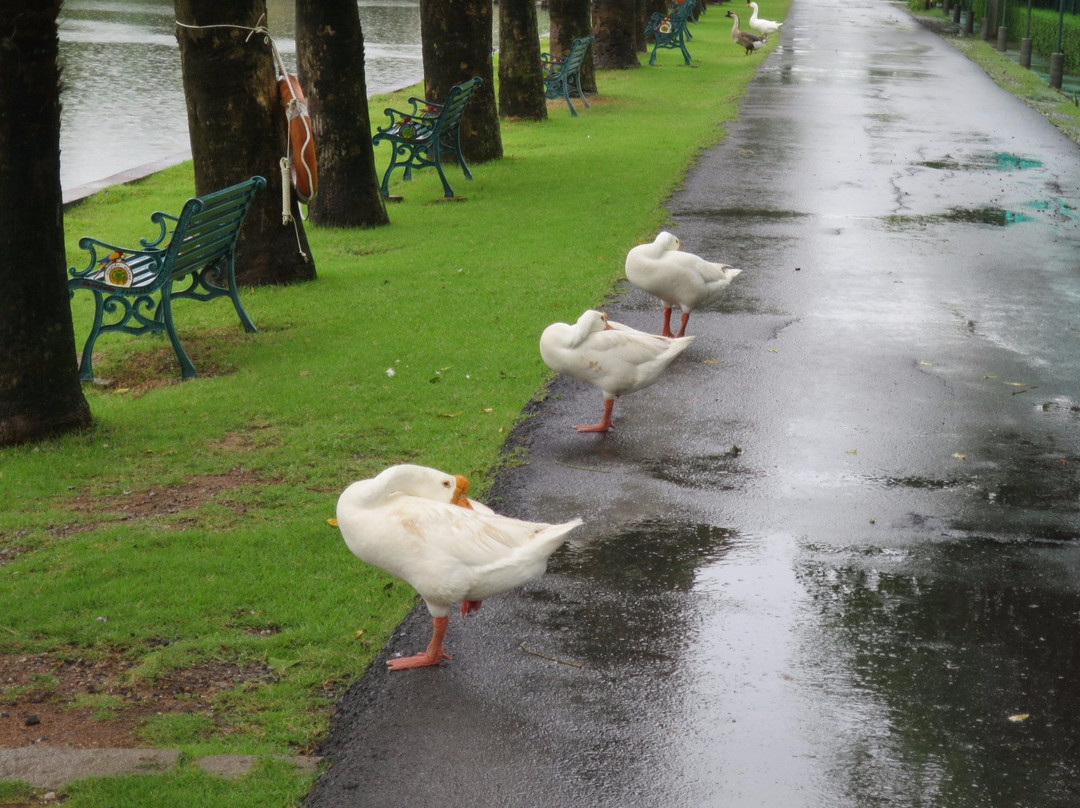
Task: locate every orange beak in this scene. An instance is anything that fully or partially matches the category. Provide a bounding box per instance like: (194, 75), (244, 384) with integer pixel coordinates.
(602, 312), (614, 331)
(450, 474), (473, 509)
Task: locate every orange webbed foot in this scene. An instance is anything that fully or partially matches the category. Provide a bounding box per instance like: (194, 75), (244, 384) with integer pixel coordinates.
(387, 616), (451, 672)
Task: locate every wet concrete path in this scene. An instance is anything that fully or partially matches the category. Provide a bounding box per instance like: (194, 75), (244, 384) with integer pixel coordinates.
(306, 1), (1080, 806)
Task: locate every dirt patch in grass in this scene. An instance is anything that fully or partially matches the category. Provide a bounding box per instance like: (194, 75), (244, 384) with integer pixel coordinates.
(85, 328), (247, 395)
(0, 547), (28, 568)
(0, 652), (275, 749)
(56, 468), (263, 535)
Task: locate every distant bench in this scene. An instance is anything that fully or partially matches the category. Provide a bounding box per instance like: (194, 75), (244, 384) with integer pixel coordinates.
(67, 176), (266, 381)
(541, 35), (594, 117)
(372, 77), (483, 200)
(645, 3), (694, 65)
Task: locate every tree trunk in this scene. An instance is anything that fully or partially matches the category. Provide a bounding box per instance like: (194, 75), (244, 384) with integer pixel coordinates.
(593, 0), (641, 70)
(0, 1), (92, 447)
(419, 0), (502, 164)
(296, 0), (389, 228)
(498, 0), (547, 120)
(174, 0), (316, 286)
(548, 0), (597, 94)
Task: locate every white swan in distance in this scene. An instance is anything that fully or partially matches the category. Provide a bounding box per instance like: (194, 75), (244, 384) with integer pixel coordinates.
(336, 464), (582, 671)
(624, 231), (743, 338)
(746, 1), (782, 36)
(540, 309), (694, 432)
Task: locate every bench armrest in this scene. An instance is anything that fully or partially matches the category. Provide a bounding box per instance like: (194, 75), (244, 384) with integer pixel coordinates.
(140, 211), (179, 249)
(405, 96), (443, 116)
(376, 102), (441, 142)
(67, 236), (164, 282)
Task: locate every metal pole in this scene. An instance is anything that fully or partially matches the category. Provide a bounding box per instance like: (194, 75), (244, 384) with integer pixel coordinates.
(1049, 0), (1064, 89)
(1020, 0), (1033, 68)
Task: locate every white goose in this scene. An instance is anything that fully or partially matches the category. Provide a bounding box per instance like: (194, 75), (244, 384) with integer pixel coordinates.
(540, 309), (694, 432)
(336, 464), (582, 671)
(625, 231), (743, 338)
(746, 2), (782, 37)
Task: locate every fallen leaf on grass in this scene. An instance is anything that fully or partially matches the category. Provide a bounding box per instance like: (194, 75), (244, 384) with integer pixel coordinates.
(327, 517), (338, 527)
(437, 411), (464, 418)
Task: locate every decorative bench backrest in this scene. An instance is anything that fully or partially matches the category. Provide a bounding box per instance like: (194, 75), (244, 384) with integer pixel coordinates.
(559, 35), (593, 79)
(164, 180), (265, 279)
(429, 77), (482, 140)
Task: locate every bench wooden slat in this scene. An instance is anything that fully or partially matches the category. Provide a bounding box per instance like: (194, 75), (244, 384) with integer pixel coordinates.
(67, 175), (267, 381)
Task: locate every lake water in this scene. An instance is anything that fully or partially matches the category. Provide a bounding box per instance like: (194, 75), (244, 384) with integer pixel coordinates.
(57, 0), (427, 194)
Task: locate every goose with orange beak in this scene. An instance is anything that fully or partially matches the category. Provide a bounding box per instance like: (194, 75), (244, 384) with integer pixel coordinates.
(336, 464), (582, 671)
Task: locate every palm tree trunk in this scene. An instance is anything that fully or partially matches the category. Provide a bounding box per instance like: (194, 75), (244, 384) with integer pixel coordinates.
(0, 1), (92, 446)
(419, 0), (503, 164)
(296, 0), (389, 228)
(174, 0), (316, 285)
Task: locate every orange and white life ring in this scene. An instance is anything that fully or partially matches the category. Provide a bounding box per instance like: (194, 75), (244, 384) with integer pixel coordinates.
(278, 72), (318, 203)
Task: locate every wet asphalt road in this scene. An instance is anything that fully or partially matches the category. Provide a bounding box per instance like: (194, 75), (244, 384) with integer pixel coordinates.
(305, 1), (1080, 806)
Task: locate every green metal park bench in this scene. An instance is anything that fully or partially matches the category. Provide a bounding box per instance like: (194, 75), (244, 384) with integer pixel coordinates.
(67, 176), (266, 382)
(372, 77), (483, 200)
(646, 2), (694, 65)
(541, 35), (594, 117)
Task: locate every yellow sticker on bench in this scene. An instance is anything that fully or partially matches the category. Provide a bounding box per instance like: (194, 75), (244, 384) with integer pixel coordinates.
(104, 260), (134, 287)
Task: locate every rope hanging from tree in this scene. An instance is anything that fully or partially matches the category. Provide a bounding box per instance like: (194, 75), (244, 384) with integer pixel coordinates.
(175, 17), (318, 239)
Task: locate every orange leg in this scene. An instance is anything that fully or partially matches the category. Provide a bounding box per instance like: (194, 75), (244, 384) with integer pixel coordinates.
(387, 616), (452, 671)
(674, 312), (690, 338)
(575, 398), (615, 433)
(661, 307), (675, 338)
(461, 600), (482, 616)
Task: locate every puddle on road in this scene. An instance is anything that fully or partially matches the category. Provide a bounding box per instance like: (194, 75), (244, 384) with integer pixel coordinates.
(917, 151), (1044, 171)
(798, 538), (1080, 807)
(554, 518), (736, 591)
(539, 519), (738, 665)
(869, 474), (964, 490)
(1022, 197), (1080, 222)
(883, 207), (1034, 228)
(641, 449), (747, 490)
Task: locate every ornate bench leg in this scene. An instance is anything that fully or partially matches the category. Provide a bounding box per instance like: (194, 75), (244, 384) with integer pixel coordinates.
(432, 149), (456, 199)
(77, 290), (105, 382)
(224, 264), (257, 334)
(159, 290), (198, 381)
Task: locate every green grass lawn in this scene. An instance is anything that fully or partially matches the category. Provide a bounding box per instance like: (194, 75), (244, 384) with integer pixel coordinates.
(2, 4), (782, 804)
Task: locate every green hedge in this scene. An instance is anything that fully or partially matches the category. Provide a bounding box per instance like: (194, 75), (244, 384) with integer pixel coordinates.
(1002, 7), (1080, 73)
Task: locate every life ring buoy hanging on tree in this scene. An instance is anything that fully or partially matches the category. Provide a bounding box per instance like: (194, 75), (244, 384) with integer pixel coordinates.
(278, 71), (317, 203)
